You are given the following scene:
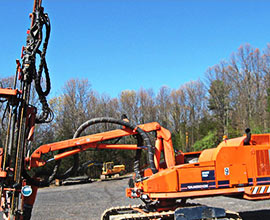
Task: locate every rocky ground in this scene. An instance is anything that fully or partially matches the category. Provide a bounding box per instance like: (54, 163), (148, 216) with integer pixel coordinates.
(29, 176), (270, 220)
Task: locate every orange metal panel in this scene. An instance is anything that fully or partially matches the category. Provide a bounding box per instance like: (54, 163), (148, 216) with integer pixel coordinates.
(215, 146), (251, 185)
(143, 168), (178, 193)
(0, 88), (19, 97)
(251, 134), (270, 145)
(163, 139), (175, 168)
(243, 194), (270, 200)
(244, 185), (270, 200)
(229, 164), (248, 186)
(137, 122), (161, 132)
(198, 148), (216, 162)
(256, 149), (270, 176)
(143, 168), (153, 177)
(176, 163), (215, 185)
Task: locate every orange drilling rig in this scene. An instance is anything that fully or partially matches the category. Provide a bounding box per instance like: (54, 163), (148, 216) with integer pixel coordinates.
(1, 1), (270, 220)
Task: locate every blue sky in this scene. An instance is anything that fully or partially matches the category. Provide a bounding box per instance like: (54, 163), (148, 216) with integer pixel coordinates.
(1, 0), (270, 98)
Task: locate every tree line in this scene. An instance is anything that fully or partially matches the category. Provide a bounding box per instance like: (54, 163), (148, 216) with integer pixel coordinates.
(1, 43), (270, 177)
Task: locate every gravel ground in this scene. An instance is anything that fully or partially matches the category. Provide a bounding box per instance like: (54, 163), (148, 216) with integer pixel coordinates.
(22, 176), (270, 220)
(32, 176), (141, 220)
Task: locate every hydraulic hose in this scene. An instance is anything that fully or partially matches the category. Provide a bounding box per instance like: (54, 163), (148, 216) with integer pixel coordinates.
(27, 117), (157, 186)
(52, 117), (157, 182)
(73, 117), (157, 176)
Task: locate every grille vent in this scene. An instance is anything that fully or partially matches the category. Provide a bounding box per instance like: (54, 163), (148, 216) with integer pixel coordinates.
(256, 150), (270, 176)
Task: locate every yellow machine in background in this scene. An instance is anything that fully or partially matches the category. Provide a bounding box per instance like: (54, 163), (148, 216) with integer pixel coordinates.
(100, 162), (125, 180)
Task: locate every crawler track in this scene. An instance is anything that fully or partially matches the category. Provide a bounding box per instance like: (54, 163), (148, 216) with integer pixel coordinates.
(101, 205), (175, 220)
(101, 204), (241, 220)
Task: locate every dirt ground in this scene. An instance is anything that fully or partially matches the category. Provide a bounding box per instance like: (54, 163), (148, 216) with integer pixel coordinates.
(28, 176), (270, 220)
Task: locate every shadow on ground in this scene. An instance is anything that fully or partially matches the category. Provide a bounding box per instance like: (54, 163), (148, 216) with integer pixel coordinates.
(240, 210), (270, 220)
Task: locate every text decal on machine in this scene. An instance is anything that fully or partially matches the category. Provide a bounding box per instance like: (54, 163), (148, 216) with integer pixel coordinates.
(201, 170), (215, 181)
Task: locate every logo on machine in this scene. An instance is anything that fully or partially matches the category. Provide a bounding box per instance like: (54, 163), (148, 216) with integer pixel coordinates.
(201, 170), (215, 181)
(21, 185), (32, 197)
(181, 182), (210, 191)
(224, 167), (230, 176)
(187, 183), (209, 190)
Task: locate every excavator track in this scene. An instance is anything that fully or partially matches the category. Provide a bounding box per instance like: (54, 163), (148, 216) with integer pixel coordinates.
(101, 205), (141, 220)
(101, 205), (242, 220)
(101, 205), (174, 220)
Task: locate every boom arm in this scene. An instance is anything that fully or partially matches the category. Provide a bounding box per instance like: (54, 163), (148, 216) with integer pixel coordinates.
(28, 121), (175, 172)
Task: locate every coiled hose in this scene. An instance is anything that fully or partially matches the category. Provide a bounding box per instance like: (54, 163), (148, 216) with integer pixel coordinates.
(25, 117), (157, 186)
